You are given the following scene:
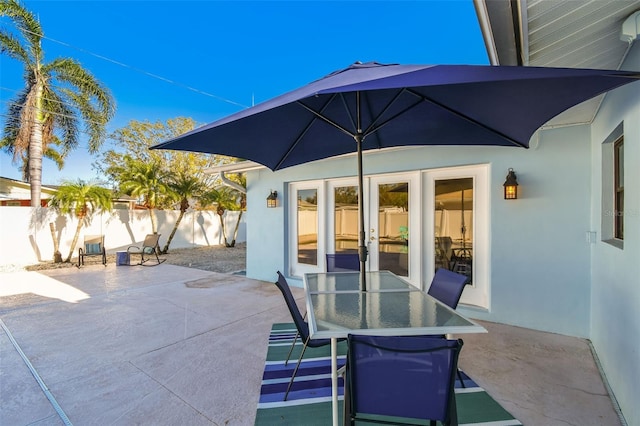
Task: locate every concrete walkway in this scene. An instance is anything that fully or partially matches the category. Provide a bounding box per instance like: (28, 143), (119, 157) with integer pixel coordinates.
(0, 265), (621, 425)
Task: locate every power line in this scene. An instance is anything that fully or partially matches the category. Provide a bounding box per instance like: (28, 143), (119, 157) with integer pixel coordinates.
(10, 26), (250, 109)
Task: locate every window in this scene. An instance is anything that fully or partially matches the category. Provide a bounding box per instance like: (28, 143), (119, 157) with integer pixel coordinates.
(601, 123), (623, 247)
(614, 137), (624, 240)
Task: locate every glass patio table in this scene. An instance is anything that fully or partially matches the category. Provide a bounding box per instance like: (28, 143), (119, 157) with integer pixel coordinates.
(303, 271), (487, 426)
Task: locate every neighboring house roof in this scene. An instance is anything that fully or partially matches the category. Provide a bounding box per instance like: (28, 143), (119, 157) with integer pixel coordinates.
(0, 176), (58, 200)
(205, 160), (265, 174)
(475, 0), (640, 128)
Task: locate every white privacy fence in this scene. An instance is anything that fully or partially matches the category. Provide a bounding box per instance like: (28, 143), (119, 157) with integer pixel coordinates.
(0, 207), (245, 266)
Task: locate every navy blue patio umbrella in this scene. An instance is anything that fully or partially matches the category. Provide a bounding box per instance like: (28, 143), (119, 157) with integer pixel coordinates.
(153, 62), (639, 290)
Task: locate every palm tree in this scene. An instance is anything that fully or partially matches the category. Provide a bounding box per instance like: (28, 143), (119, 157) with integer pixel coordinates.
(200, 186), (244, 247)
(225, 174), (246, 247)
(119, 157), (169, 234)
(48, 179), (112, 262)
(0, 0), (115, 207)
(160, 172), (204, 254)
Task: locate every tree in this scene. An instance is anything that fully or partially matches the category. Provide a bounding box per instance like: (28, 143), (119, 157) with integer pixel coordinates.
(224, 173), (246, 247)
(0, 0), (115, 206)
(48, 179), (112, 262)
(160, 172), (204, 254)
(97, 118), (237, 244)
(200, 181), (245, 247)
(95, 118), (216, 183)
(119, 156), (169, 234)
(0, 137), (66, 181)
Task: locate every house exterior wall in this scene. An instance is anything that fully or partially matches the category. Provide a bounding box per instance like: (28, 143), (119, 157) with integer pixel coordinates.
(589, 43), (640, 426)
(245, 123), (593, 337)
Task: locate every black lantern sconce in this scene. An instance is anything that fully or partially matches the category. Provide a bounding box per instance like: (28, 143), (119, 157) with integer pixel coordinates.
(266, 190), (278, 208)
(503, 168), (518, 200)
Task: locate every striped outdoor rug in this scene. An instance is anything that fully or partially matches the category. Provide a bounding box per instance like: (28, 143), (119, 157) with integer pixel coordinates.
(255, 323), (522, 425)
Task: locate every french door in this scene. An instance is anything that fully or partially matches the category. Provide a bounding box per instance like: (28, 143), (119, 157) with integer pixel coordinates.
(424, 165), (489, 308)
(290, 167), (488, 309)
(325, 174), (420, 286)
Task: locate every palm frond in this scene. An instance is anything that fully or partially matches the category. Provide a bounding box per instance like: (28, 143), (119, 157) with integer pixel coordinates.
(0, 0), (43, 62)
(0, 30), (31, 64)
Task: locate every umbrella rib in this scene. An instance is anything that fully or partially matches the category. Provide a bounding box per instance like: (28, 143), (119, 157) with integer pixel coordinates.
(405, 88), (527, 148)
(275, 95), (351, 170)
(337, 92), (358, 134)
(296, 99), (356, 139)
(363, 89), (424, 142)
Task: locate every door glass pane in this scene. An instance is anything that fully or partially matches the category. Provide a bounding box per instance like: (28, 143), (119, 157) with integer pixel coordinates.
(378, 182), (409, 277)
(334, 186), (359, 254)
(297, 188), (318, 265)
(435, 178), (473, 282)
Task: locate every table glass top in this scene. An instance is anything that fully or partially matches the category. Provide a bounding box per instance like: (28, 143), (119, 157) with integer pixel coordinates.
(305, 271), (420, 293)
(304, 271), (486, 339)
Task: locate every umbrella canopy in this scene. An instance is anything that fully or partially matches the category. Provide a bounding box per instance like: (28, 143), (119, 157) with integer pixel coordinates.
(153, 61), (639, 290)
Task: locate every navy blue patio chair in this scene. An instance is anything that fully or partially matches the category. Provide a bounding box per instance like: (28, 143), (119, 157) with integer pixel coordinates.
(427, 268), (469, 387)
(427, 268), (469, 309)
(274, 271), (343, 401)
(326, 253), (360, 272)
(344, 334), (463, 426)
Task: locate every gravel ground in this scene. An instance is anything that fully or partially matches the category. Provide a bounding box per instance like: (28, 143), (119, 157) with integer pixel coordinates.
(1, 243), (246, 274)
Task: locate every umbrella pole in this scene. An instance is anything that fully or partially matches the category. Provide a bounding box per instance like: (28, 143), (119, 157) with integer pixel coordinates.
(356, 132), (367, 291)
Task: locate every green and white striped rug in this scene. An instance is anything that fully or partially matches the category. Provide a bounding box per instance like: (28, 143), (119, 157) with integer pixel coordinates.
(255, 323), (522, 425)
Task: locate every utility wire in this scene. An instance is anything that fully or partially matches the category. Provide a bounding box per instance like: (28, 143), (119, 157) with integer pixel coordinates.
(10, 26), (250, 109)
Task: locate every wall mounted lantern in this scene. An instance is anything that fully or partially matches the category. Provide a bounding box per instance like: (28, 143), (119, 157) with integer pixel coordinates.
(267, 190), (278, 208)
(503, 168), (518, 200)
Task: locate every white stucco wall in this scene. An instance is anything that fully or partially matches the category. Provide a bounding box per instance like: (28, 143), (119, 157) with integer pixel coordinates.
(245, 125), (594, 337)
(0, 207), (245, 266)
(589, 43), (640, 426)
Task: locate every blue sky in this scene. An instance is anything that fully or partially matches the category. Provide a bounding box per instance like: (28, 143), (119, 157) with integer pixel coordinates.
(0, 0), (488, 184)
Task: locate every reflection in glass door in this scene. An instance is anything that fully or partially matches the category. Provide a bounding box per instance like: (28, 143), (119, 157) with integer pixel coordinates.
(374, 181), (409, 277)
(297, 188), (318, 265)
(434, 178), (473, 283)
(333, 185), (359, 254)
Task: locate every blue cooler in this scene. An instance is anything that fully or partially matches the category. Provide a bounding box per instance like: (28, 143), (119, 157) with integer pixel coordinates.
(116, 251), (130, 266)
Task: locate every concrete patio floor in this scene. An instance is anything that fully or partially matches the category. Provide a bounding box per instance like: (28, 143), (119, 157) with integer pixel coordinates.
(0, 264), (621, 425)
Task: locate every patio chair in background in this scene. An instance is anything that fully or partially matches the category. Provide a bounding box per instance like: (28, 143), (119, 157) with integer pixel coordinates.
(427, 268), (469, 310)
(326, 253), (360, 272)
(127, 234), (166, 266)
(427, 268), (469, 387)
(343, 334), (463, 426)
(78, 235), (106, 267)
(274, 271), (341, 401)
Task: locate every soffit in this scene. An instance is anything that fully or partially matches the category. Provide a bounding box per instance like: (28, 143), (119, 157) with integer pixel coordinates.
(479, 0), (640, 128)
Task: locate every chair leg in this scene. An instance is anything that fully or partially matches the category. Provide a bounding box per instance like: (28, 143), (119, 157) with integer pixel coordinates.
(448, 386), (459, 426)
(284, 336), (309, 401)
(456, 368), (466, 388)
(285, 312), (306, 366)
(284, 330), (300, 366)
